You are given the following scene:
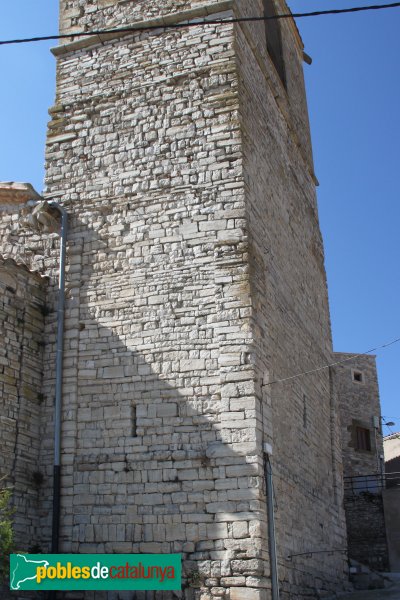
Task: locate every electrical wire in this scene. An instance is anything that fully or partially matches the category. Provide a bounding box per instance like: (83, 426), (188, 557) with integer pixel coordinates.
(263, 335), (400, 386)
(0, 2), (399, 47)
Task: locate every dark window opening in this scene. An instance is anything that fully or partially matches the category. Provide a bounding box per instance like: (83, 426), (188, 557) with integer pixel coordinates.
(132, 404), (137, 436)
(264, 0), (286, 87)
(356, 426), (371, 452)
(353, 370), (363, 383)
(303, 394), (308, 429)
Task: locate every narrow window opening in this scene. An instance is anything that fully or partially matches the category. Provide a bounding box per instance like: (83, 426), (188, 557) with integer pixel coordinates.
(353, 370), (363, 383)
(132, 404), (137, 436)
(303, 394), (308, 429)
(264, 0), (286, 87)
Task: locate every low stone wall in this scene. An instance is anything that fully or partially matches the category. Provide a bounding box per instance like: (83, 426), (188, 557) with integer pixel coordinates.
(383, 488), (400, 571)
(344, 492), (389, 572)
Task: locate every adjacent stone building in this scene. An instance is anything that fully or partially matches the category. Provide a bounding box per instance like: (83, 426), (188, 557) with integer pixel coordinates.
(384, 433), (400, 478)
(0, 1), (357, 598)
(334, 353), (389, 572)
(334, 353), (384, 479)
(383, 433), (400, 571)
(0, 255), (47, 547)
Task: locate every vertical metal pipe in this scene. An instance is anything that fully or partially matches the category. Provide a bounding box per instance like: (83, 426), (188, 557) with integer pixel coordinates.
(264, 453), (280, 600)
(48, 202), (68, 554)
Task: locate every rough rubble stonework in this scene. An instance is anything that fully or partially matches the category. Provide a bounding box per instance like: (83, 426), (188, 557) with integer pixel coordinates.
(0, 1), (352, 598)
(0, 258), (46, 546)
(334, 354), (389, 572)
(334, 354), (384, 477)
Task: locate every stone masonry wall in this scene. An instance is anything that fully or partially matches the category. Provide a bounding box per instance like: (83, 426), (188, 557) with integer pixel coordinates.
(58, 0), (315, 185)
(0, 1), (351, 598)
(344, 494), (389, 571)
(40, 9), (271, 599)
(60, 0), (231, 35)
(334, 353), (383, 477)
(235, 3), (348, 598)
(334, 354), (388, 571)
(0, 257), (46, 549)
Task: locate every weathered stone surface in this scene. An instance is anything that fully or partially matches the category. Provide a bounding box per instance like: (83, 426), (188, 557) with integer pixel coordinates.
(334, 354), (389, 571)
(0, 1), (351, 599)
(334, 354), (384, 476)
(230, 587), (268, 600)
(0, 257), (46, 548)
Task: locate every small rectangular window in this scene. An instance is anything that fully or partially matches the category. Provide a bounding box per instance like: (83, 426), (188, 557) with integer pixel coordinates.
(355, 426), (371, 451)
(352, 369), (364, 383)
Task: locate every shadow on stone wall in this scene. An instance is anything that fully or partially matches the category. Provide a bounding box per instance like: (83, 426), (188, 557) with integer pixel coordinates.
(344, 492), (389, 572)
(32, 209), (267, 600)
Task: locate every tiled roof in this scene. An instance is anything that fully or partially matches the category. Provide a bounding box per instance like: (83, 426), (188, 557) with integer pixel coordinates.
(0, 182), (42, 205)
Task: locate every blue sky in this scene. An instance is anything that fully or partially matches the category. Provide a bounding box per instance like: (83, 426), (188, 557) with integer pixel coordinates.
(0, 1), (399, 434)
(289, 0), (400, 434)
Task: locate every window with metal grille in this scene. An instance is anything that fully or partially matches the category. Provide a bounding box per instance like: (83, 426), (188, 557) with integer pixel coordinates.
(355, 426), (371, 451)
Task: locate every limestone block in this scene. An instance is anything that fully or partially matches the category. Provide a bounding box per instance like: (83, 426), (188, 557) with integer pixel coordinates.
(230, 587), (268, 600)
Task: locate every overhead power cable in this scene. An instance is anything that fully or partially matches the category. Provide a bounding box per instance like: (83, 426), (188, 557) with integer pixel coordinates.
(263, 335), (400, 387)
(0, 2), (399, 47)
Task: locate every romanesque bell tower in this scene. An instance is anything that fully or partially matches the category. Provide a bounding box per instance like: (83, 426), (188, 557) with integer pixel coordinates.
(37, 0), (349, 597)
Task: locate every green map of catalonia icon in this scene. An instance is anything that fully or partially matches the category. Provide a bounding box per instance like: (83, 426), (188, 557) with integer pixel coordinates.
(10, 555), (49, 590)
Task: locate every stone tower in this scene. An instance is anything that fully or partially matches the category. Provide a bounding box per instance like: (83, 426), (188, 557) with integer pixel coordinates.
(3, 0), (349, 598)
